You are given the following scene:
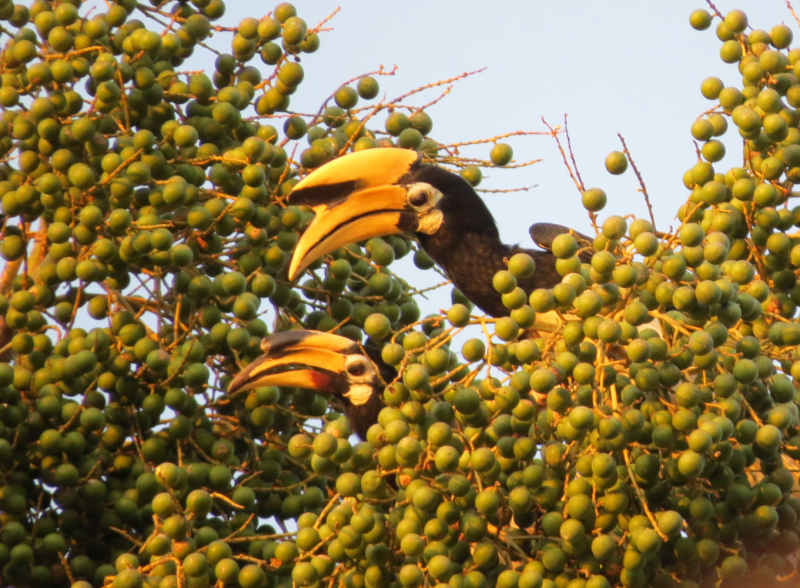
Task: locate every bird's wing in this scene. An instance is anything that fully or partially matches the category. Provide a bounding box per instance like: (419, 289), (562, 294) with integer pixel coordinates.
(529, 223), (594, 263)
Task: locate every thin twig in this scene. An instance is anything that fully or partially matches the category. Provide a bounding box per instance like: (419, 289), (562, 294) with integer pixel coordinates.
(705, 0), (724, 19)
(442, 130), (552, 151)
(541, 117), (582, 195)
(477, 185), (538, 194)
(563, 115), (585, 190)
(308, 6), (341, 34)
(391, 68), (486, 105)
(618, 133), (656, 231)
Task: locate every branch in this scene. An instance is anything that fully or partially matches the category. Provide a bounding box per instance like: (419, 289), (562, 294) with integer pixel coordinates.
(541, 117), (582, 195)
(563, 114), (585, 190)
(389, 68), (486, 105)
(309, 7), (341, 34)
(617, 133), (657, 231)
(476, 185), (538, 194)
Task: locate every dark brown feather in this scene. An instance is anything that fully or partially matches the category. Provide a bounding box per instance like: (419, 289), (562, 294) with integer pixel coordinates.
(529, 222), (594, 264)
(409, 166), (594, 317)
(344, 393), (383, 440)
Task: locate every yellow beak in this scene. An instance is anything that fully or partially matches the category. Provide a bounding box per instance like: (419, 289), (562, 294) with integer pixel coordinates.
(227, 330), (361, 397)
(287, 148), (422, 280)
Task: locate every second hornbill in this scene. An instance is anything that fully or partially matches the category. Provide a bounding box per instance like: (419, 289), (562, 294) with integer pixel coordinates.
(227, 330), (391, 439)
(286, 148), (592, 317)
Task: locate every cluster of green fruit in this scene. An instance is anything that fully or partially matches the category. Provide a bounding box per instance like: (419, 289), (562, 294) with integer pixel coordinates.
(0, 0), (522, 587)
(1, 1), (800, 588)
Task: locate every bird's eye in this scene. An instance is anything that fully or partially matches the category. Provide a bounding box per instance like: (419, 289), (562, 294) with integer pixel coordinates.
(408, 190), (429, 208)
(346, 361), (367, 376)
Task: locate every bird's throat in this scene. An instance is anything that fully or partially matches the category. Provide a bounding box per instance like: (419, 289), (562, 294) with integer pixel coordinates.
(344, 384), (375, 406)
(418, 229), (515, 318)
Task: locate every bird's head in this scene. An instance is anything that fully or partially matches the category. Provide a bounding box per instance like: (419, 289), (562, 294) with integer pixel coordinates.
(286, 148), (498, 280)
(227, 330), (382, 408)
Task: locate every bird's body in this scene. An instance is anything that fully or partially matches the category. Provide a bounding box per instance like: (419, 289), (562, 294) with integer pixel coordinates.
(287, 148), (592, 318)
(419, 227), (565, 318)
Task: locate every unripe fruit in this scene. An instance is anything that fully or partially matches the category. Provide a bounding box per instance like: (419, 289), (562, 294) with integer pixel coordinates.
(490, 143), (513, 166)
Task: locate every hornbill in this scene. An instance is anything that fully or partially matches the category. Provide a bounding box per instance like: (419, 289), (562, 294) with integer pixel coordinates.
(286, 148), (593, 318)
(227, 330), (391, 439)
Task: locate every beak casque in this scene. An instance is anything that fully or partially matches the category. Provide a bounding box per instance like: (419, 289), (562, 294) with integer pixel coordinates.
(287, 148), (422, 280)
(226, 330), (362, 397)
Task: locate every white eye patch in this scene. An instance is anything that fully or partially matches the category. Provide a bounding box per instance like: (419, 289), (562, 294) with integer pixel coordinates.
(342, 355), (378, 405)
(406, 183), (443, 235)
(344, 354), (372, 379)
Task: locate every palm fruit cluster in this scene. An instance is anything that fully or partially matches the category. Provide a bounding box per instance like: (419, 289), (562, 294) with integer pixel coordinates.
(1, 1), (800, 588)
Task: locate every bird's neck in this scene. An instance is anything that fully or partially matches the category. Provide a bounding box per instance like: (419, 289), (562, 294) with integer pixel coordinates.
(346, 392), (383, 440)
(418, 228), (516, 317)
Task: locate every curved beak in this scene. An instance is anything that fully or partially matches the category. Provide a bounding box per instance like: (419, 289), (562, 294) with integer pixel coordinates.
(287, 148), (422, 280)
(227, 330), (362, 397)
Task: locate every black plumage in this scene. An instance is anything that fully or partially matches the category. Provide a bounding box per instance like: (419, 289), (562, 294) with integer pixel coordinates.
(340, 394), (382, 440)
(410, 164), (592, 317)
